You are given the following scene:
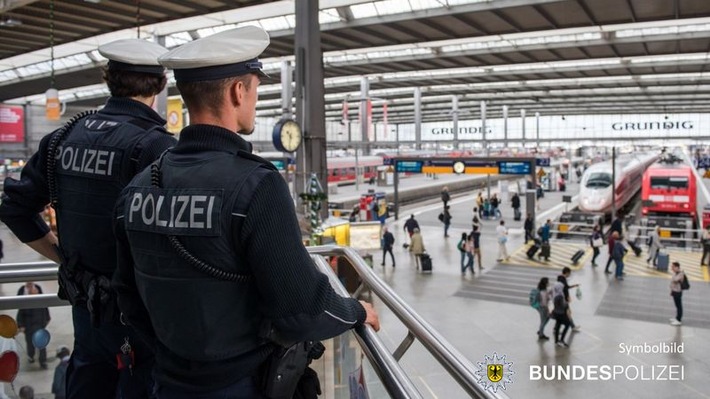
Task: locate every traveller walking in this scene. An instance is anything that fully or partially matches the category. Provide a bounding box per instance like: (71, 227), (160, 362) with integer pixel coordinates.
(17, 282), (50, 369)
(53, 346), (71, 399)
(669, 262), (686, 326)
(403, 214), (420, 238)
(604, 230), (618, 274)
(524, 214), (534, 243)
(112, 27), (380, 396)
(551, 282), (572, 347)
(496, 220), (509, 261)
(0, 38), (178, 397)
(701, 225), (710, 266)
(590, 225), (603, 267)
(457, 233), (468, 272)
(533, 277), (551, 340)
(557, 267), (580, 331)
(381, 227), (395, 267)
(471, 225), (483, 270)
(612, 233), (627, 280)
(476, 192), (484, 217)
(441, 186), (450, 208)
(511, 192), (521, 221)
(442, 206), (452, 237)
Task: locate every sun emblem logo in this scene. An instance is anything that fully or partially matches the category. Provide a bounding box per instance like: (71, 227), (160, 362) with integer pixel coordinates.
(474, 352), (514, 393)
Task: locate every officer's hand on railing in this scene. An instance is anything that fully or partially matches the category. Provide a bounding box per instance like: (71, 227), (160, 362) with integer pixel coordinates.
(360, 300), (380, 332)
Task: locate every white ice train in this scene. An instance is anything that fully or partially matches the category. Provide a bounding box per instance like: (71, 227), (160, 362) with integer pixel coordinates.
(578, 153), (659, 215)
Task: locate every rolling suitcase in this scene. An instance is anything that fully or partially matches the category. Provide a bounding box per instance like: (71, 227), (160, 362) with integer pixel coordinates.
(656, 252), (670, 272)
(540, 243), (551, 260)
(419, 254), (433, 272)
(527, 244), (540, 259)
(571, 249), (585, 264)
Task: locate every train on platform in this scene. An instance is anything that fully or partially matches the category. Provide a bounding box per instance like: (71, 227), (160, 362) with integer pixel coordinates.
(255, 152), (385, 186)
(641, 156), (697, 220)
(578, 152), (659, 215)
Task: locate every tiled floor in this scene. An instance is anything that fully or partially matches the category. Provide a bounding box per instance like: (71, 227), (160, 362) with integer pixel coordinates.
(1, 180), (709, 398)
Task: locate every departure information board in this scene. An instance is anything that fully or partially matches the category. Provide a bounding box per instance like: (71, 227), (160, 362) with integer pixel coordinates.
(394, 158), (535, 175)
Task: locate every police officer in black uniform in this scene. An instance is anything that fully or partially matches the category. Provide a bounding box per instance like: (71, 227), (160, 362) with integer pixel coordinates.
(0, 39), (177, 397)
(112, 26), (380, 398)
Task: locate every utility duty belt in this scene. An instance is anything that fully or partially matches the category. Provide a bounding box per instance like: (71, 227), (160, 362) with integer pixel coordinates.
(261, 341), (325, 399)
(56, 249), (117, 327)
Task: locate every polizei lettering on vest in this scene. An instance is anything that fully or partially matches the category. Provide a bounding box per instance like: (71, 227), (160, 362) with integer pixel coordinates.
(125, 188), (222, 236)
(56, 144), (122, 180)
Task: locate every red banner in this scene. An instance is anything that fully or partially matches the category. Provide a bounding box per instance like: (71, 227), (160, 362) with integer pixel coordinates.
(0, 105), (24, 143)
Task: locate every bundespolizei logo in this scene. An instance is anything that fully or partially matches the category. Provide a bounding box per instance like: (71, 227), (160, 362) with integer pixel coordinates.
(474, 352), (514, 393)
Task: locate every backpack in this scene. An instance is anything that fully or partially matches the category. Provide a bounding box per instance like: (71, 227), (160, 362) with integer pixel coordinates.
(529, 288), (540, 309)
(438, 213), (444, 222)
(457, 239), (466, 252)
(680, 273), (690, 290)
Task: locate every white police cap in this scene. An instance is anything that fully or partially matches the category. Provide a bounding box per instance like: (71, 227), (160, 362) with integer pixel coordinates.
(159, 26), (270, 83)
(98, 39), (168, 75)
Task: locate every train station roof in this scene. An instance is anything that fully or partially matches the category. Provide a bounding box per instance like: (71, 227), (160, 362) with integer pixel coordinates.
(2, 0), (710, 123)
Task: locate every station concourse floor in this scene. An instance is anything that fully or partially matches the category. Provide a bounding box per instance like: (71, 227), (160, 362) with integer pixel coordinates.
(1, 180), (709, 398)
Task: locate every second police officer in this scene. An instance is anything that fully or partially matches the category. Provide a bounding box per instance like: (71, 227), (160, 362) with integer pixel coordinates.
(112, 26), (380, 397)
(0, 39), (177, 396)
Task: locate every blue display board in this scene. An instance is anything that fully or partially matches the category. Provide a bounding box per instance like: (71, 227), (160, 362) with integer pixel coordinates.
(396, 160), (423, 173)
(498, 161), (531, 175)
(270, 160), (286, 170)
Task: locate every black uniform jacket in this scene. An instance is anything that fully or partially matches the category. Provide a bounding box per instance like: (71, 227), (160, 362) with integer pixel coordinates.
(113, 124), (366, 392)
(0, 97), (176, 276)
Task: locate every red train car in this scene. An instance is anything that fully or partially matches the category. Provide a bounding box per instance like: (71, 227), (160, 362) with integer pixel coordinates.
(641, 161), (696, 218)
(327, 156), (383, 185)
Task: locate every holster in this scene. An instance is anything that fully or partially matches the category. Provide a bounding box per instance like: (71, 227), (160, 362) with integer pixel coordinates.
(261, 341), (324, 399)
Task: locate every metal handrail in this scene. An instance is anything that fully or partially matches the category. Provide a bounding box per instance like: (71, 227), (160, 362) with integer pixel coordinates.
(310, 256), (422, 399)
(307, 245), (511, 399)
(0, 261), (68, 310)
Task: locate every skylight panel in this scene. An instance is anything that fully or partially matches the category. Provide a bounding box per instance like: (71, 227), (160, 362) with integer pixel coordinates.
(197, 24), (237, 38)
(350, 3), (379, 18)
(165, 32), (193, 48)
(374, 0), (412, 15)
(258, 16), (293, 31)
(319, 9), (341, 24)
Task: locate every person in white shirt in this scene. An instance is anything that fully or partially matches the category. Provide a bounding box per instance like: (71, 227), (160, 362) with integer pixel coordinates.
(496, 220), (509, 261)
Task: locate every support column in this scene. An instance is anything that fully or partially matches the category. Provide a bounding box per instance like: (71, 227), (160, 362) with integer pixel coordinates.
(452, 95), (459, 149)
(521, 109), (527, 150)
(155, 35), (168, 120)
(359, 77), (370, 154)
(281, 60), (292, 119)
(535, 111), (540, 149)
(294, 0), (327, 218)
(503, 105), (509, 149)
(482, 101), (491, 199)
(414, 87), (422, 150)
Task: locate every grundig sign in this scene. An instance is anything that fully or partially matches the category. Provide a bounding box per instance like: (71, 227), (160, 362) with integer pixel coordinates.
(611, 121), (694, 131)
(431, 126), (492, 135)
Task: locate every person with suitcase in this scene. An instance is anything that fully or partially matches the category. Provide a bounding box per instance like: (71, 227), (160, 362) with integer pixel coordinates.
(410, 228), (426, 269)
(539, 220), (552, 261)
(646, 226), (664, 268)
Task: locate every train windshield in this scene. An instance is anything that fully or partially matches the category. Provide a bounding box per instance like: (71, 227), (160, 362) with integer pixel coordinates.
(585, 172), (612, 188)
(650, 176), (689, 190)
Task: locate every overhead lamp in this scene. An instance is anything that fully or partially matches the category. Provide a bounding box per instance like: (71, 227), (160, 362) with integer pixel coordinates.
(0, 18), (22, 27)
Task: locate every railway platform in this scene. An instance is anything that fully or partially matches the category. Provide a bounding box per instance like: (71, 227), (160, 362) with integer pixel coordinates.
(1, 176), (709, 398)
